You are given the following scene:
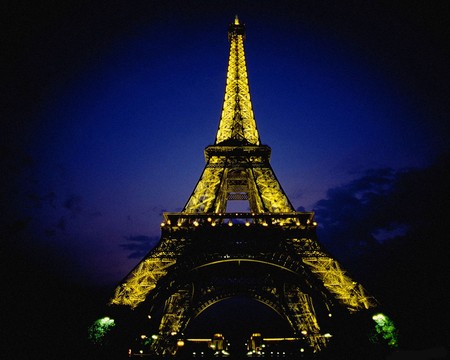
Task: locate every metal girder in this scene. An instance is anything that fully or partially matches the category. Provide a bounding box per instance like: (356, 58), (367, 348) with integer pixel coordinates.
(110, 257), (176, 308)
(251, 166), (294, 212)
(152, 289), (192, 355)
(182, 160), (225, 213)
(109, 235), (186, 308)
(182, 155), (293, 214)
(284, 286), (326, 352)
(191, 285), (284, 321)
(302, 257), (376, 311)
(290, 237), (327, 257)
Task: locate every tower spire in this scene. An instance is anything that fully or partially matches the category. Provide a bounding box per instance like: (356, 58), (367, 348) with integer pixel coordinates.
(181, 17), (294, 214)
(216, 15), (259, 145)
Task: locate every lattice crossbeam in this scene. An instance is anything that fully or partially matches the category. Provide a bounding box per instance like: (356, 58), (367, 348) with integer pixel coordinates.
(302, 257), (375, 311)
(152, 290), (191, 355)
(285, 287), (326, 352)
(252, 167), (294, 212)
(110, 257), (176, 308)
(158, 290), (190, 335)
(183, 163), (225, 213)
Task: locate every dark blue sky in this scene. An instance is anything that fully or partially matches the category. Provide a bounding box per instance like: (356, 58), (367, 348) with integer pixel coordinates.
(3, 2), (450, 357)
(3, 1), (449, 286)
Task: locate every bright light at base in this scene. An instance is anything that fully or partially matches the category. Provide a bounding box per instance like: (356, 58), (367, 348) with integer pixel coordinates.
(371, 312), (398, 348)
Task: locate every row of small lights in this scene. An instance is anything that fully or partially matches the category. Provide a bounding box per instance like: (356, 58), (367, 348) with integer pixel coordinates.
(301, 330), (333, 338)
(134, 334), (332, 356)
(192, 350), (302, 357)
(300, 330), (333, 336)
(161, 218), (317, 227)
(247, 350), (295, 356)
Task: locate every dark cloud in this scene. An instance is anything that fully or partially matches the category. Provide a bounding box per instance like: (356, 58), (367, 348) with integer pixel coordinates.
(0, 144), (98, 243)
(150, 206), (167, 217)
(63, 194), (83, 215)
(120, 235), (160, 259)
(56, 216), (66, 231)
(313, 154), (450, 350)
(314, 155), (450, 260)
(313, 167), (396, 260)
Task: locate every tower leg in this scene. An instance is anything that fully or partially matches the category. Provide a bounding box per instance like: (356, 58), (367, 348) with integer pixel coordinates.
(284, 285), (326, 352)
(302, 257), (375, 311)
(151, 289), (191, 355)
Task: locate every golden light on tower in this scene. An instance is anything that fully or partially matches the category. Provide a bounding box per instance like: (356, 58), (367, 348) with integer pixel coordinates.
(107, 17), (377, 356)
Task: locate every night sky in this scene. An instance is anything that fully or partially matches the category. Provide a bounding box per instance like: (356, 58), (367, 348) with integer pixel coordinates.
(2, 1), (450, 359)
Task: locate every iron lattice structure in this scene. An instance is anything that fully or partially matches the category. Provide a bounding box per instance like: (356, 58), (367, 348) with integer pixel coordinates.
(110, 17), (376, 356)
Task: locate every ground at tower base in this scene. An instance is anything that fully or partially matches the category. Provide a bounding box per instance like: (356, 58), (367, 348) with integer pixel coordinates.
(90, 341), (448, 360)
(87, 304), (420, 360)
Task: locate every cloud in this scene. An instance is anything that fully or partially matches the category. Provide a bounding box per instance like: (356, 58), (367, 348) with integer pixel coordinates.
(312, 167), (396, 260)
(313, 154), (450, 261)
(312, 155), (450, 349)
(63, 194), (83, 216)
(120, 235), (160, 259)
(149, 206), (167, 217)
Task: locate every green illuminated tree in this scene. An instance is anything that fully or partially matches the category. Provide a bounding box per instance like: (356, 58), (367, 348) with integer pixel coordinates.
(370, 313), (398, 348)
(88, 316), (116, 345)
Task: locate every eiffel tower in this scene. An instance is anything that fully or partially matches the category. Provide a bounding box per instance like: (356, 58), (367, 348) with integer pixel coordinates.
(109, 16), (376, 356)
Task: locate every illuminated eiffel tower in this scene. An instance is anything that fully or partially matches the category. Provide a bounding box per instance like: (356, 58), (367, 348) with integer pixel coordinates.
(109, 16), (376, 356)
